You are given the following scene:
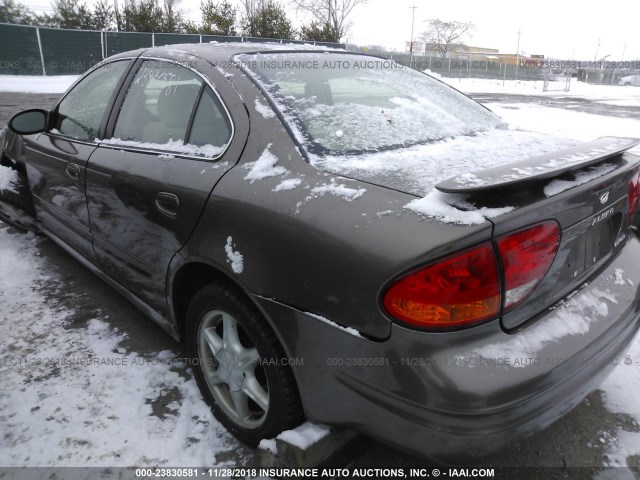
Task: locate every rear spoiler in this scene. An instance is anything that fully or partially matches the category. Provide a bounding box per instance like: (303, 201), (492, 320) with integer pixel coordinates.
(436, 136), (640, 193)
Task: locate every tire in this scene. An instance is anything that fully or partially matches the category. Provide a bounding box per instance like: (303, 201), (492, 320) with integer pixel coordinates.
(185, 282), (304, 445)
(625, 82), (631, 86)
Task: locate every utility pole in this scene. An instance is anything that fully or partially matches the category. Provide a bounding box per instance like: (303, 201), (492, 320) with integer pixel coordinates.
(113, 0), (120, 31)
(514, 28), (521, 80)
(409, 5), (418, 68)
(594, 38), (600, 64)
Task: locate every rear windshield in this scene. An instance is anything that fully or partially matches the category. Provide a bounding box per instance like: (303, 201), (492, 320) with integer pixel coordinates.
(240, 52), (504, 155)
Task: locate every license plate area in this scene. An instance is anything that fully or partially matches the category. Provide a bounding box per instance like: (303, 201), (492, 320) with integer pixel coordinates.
(565, 207), (623, 280)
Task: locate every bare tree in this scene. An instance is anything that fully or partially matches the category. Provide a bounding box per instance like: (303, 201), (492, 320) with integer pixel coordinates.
(290, 0), (366, 41)
(420, 18), (474, 58)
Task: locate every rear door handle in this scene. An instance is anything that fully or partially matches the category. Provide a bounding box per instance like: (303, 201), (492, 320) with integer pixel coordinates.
(65, 162), (80, 180)
(155, 192), (179, 218)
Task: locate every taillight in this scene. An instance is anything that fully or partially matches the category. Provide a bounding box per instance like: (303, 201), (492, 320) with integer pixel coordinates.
(383, 243), (500, 329)
(629, 169), (640, 222)
(383, 222), (561, 330)
(497, 221), (561, 312)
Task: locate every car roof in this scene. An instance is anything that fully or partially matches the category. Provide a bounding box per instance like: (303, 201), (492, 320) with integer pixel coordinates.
(107, 41), (346, 64)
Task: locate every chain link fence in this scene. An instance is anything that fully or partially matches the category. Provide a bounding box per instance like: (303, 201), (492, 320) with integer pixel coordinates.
(3, 23), (634, 86)
(371, 51), (546, 81)
(0, 23), (345, 75)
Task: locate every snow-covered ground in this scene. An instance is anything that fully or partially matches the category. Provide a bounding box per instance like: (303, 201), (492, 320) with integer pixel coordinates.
(1, 75), (640, 469)
(0, 228), (239, 466)
(440, 76), (640, 104)
(0, 75), (79, 94)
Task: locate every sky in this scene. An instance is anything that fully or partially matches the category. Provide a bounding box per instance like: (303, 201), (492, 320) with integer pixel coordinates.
(19, 0), (640, 60)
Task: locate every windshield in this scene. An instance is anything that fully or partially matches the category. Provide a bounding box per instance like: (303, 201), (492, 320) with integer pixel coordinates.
(240, 52), (505, 155)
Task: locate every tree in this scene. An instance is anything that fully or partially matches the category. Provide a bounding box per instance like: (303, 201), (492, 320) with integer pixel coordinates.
(420, 18), (474, 58)
(92, 0), (116, 30)
(299, 20), (338, 42)
(47, 0), (95, 29)
(0, 0), (35, 24)
(241, 2), (295, 39)
(119, 0), (164, 32)
(200, 0), (236, 35)
(161, 0), (182, 32)
(290, 0), (365, 41)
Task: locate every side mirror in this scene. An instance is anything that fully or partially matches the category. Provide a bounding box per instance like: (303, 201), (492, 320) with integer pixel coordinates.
(9, 109), (49, 135)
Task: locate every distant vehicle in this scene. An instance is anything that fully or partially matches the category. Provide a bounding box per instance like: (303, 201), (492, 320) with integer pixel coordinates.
(619, 74), (640, 86)
(2, 43), (640, 462)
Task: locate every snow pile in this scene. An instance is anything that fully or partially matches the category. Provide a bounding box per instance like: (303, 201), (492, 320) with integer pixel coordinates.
(100, 138), (226, 158)
(309, 181), (366, 201)
(462, 287), (617, 366)
(258, 422), (331, 455)
(276, 422), (331, 450)
(0, 75), (79, 93)
(254, 99), (276, 119)
(244, 144), (288, 183)
(613, 269), (626, 286)
(493, 138), (635, 184)
(0, 164), (18, 192)
(404, 191), (514, 225)
(225, 236), (244, 274)
(543, 163), (617, 197)
(258, 438), (278, 455)
(0, 226), (238, 466)
(453, 172), (488, 187)
(272, 178), (302, 192)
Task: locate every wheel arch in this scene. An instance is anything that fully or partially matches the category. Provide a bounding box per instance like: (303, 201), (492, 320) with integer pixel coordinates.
(169, 258), (295, 360)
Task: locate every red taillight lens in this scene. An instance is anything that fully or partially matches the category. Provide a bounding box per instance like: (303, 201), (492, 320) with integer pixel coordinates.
(384, 222), (562, 330)
(383, 243), (500, 329)
(497, 221), (561, 312)
(629, 170), (640, 222)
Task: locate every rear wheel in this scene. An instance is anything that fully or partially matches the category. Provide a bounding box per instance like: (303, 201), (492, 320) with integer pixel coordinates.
(185, 282), (303, 444)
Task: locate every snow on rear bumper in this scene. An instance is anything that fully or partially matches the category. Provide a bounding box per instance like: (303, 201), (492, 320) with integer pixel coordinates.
(254, 234), (640, 460)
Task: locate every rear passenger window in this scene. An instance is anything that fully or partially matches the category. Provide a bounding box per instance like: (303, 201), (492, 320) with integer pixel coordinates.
(188, 88), (231, 148)
(113, 60), (202, 146)
(110, 60), (231, 158)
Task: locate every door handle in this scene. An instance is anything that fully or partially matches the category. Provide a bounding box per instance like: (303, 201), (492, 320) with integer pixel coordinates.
(155, 192), (179, 219)
(65, 162), (80, 180)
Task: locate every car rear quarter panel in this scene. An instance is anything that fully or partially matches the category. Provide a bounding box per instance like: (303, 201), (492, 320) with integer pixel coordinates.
(254, 233), (640, 460)
(174, 66), (494, 340)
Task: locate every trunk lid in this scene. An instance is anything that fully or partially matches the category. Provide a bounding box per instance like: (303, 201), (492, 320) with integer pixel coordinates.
(470, 146), (640, 330)
(315, 129), (640, 330)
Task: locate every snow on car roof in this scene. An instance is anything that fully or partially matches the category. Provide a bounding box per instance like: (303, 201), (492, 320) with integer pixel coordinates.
(138, 41), (346, 64)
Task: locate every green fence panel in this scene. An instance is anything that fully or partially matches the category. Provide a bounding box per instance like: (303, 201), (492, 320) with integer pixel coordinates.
(0, 23), (42, 75)
(315, 41), (345, 49)
(39, 27), (103, 75)
(105, 31), (152, 57)
(202, 35), (241, 44)
(154, 33), (200, 46)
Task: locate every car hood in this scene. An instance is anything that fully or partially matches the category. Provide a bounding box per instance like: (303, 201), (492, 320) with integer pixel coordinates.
(311, 128), (581, 197)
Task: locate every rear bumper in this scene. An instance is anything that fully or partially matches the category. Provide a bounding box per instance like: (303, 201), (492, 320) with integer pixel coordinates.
(254, 234), (640, 461)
